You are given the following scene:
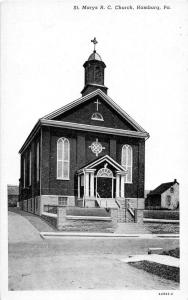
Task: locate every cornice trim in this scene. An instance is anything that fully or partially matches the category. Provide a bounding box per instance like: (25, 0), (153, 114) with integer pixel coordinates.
(19, 120), (41, 154)
(41, 119), (149, 138)
(19, 117), (149, 155)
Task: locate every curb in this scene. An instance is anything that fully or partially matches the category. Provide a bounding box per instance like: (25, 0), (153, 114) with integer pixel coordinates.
(40, 232), (179, 239)
(144, 218), (179, 224)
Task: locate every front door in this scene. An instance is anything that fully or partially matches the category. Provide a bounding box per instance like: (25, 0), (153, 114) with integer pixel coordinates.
(97, 177), (112, 198)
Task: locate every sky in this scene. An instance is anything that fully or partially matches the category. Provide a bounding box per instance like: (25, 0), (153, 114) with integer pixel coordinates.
(1, 0), (188, 190)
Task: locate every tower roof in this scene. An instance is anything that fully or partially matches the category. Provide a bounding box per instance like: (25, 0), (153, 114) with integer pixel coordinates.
(88, 50), (102, 61)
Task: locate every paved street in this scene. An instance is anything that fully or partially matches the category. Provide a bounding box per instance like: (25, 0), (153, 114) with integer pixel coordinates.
(8, 211), (179, 290)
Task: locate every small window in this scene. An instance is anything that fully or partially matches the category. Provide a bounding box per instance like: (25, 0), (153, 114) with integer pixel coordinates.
(36, 142), (40, 182)
(35, 197), (38, 210)
(166, 195), (171, 206)
(58, 197), (67, 206)
(170, 187), (174, 193)
(91, 112), (104, 121)
(29, 150), (32, 186)
(23, 157), (26, 188)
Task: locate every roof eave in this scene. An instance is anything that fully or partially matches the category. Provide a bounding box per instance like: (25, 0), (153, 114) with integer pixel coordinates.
(41, 119), (149, 139)
(19, 120), (41, 154)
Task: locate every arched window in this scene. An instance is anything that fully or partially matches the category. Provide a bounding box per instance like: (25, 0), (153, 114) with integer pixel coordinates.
(121, 145), (132, 183)
(57, 138), (70, 180)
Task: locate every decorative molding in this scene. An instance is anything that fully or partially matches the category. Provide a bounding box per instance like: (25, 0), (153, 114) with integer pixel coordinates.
(41, 119), (149, 138)
(89, 138), (105, 157)
(78, 154), (126, 174)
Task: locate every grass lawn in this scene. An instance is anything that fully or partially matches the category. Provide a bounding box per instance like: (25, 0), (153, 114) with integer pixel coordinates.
(129, 260), (179, 283)
(162, 247), (180, 258)
(144, 210), (179, 220)
(144, 223), (179, 234)
(57, 219), (116, 232)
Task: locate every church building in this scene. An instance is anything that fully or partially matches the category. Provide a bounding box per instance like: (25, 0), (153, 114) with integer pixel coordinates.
(19, 38), (149, 221)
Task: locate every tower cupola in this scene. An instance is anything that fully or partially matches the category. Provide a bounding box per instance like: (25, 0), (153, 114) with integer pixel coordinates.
(81, 38), (108, 96)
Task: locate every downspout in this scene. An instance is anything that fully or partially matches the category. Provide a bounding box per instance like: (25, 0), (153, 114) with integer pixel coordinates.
(137, 141), (140, 210)
(40, 127), (42, 213)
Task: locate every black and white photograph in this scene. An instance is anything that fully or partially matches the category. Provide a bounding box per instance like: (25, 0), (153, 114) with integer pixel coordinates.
(0, 0), (188, 299)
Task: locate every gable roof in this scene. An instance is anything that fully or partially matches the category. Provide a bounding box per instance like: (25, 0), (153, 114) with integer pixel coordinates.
(147, 179), (179, 196)
(77, 155), (127, 174)
(19, 89), (149, 154)
(42, 89), (148, 133)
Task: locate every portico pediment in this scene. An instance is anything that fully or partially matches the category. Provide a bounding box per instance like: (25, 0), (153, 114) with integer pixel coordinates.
(77, 155), (126, 175)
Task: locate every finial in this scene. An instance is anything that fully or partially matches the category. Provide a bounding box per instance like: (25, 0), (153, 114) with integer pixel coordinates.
(91, 37), (98, 52)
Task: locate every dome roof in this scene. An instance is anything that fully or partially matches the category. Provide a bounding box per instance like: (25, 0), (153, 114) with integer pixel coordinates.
(88, 51), (102, 61)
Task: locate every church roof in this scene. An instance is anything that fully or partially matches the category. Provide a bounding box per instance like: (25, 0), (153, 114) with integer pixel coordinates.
(19, 89), (149, 154)
(88, 51), (102, 61)
(147, 179), (179, 196)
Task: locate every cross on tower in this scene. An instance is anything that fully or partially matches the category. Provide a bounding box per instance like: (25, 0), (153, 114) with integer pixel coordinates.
(91, 37), (98, 51)
(94, 99), (101, 111)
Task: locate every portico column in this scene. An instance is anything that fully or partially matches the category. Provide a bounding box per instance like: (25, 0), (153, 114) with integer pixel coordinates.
(78, 176), (80, 198)
(90, 172), (94, 197)
(120, 175), (125, 198)
(85, 172), (89, 197)
(116, 174), (120, 198)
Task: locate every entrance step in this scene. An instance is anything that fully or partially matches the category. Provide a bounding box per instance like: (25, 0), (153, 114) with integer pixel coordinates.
(96, 198), (119, 209)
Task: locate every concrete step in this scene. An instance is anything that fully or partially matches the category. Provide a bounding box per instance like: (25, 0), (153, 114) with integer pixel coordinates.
(96, 198), (118, 209)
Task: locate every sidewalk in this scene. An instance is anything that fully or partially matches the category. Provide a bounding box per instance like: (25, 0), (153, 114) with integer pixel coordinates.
(120, 254), (179, 267)
(8, 208), (56, 232)
(40, 231), (179, 239)
(8, 211), (42, 243)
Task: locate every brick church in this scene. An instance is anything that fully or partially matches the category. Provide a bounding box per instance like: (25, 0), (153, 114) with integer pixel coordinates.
(19, 38), (149, 221)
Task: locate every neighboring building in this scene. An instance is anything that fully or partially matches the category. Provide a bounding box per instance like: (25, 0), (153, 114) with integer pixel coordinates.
(144, 189), (151, 199)
(145, 179), (179, 210)
(19, 39), (149, 219)
(8, 185), (19, 207)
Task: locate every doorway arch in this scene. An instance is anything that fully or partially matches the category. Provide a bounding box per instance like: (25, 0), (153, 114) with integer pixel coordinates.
(96, 165), (114, 198)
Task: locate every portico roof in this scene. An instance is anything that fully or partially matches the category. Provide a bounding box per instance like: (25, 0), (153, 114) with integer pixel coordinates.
(77, 155), (127, 174)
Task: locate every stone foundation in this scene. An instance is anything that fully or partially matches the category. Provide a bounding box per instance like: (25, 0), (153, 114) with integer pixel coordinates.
(134, 209), (144, 224)
(40, 195), (75, 215)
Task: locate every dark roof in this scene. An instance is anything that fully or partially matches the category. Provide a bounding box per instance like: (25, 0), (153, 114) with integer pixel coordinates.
(7, 185), (19, 196)
(147, 179), (179, 196)
(144, 190), (151, 198)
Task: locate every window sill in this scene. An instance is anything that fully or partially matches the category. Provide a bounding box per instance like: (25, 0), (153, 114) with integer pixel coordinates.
(57, 178), (70, 181)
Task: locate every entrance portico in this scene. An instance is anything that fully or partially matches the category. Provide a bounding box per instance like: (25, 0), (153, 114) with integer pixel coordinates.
(77, 155), (127, 207)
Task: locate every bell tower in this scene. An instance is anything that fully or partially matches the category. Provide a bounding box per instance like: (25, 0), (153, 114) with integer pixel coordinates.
(81, 38), (108, 96)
